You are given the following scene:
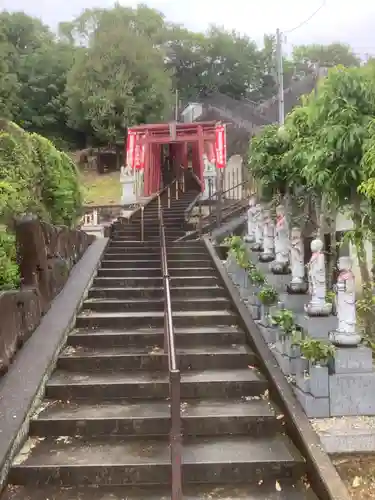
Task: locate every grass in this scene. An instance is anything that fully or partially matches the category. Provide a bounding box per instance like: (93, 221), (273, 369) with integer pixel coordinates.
(80, 169), (121, 206)
(334, 454), (375, 498)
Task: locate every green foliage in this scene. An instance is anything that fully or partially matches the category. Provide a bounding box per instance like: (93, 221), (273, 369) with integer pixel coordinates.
(271, 309), (296, 335)
(258, 285), (278, 306)
(298, 338), (335, 366)
(248, 267), (266, 286)
(292, 43), (361, 69)
(30, 134), (82, 226)
(248, 124), (291, 198)
(0, 231), (19, 289)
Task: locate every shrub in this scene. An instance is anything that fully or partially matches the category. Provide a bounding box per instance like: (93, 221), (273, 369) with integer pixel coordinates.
(0, 231), (19, 290)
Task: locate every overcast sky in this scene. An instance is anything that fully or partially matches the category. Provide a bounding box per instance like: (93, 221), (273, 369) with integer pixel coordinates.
(1, 0), (375, 58)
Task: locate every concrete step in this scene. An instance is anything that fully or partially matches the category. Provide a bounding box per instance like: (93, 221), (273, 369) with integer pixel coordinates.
(57, 344), (254, 371)
(30, 397), (277, 437)
(100, 259), (213, 269)
(9, 434), (304, 486)
(45, 369), (267, 400)
(68, 326), (246, 349)
(92, 276), (219, 289)
(88, 285), (227, 300)
(97, 267), (215, 278)
(3, 481), (319, 499)
(75, 309), (235, 329)
(82, 297), (230, 313)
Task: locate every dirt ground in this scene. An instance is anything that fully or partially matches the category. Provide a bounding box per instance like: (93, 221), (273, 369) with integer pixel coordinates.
(334, 455), (375, 498)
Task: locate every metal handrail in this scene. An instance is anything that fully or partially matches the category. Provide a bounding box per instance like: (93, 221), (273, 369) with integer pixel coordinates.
(159, 203), (182, 500)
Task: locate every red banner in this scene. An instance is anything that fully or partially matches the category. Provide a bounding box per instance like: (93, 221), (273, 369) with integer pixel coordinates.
(215, 124), (226, 168)
(126, 129), (136, 169)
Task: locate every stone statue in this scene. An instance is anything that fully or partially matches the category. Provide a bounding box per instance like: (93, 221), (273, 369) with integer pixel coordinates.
(244, 195), (257, 243)
(270, 204), (289, 274)
(329, 257), (361, 346)
(251, 204), (263, 252)
(287, 227), (308, 294)
(259, 209), (275, 262)
(120, 163), (133, 183)
(304, 239), (332, 316)
(120, 164), (136, 204)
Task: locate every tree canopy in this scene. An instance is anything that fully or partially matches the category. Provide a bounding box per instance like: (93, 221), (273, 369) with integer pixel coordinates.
(0, 6), (368, 149)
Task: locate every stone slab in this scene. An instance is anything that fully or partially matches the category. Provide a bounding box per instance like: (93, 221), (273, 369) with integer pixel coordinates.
(296, 314), (337, 340)
(0, 238), (108, 488)
(329, 372), (375, 416)
(332, 346), (373, 374)
(293, 386), (330, 418)
(309, 366), (329, 399)
(311, 416), (375, 454)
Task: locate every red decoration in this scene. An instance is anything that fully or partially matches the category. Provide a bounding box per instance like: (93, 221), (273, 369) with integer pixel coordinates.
(215, 124), (226, 168)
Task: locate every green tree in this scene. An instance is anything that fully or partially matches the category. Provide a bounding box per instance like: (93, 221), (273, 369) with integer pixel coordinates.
(65, 5), (173, 147)
(292, 43), (361, 69)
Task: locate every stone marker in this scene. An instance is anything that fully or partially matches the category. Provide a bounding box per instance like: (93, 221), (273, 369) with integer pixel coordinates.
(251, 204), (264, 252)
(329, 256), (361, 346)
(259, 209), (275, 263)
(304, 239), (332, 316)
(287, 227), (308, 294)
(244, 194), (257, 243)
(120, 164), (136, 205)
(270, 204), (289, 274)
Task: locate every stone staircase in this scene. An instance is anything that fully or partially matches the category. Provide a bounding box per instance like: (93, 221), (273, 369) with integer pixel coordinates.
(3, 187), (318, 499)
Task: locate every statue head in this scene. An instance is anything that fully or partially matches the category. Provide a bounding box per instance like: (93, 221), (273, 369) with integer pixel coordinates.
(310, 238), (323, 253)
(338, 256), (352, 272)
(291, 227), (301, 241)
(249, 194), (256, 207)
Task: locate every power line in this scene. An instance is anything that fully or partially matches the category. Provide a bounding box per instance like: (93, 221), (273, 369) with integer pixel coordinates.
(284, 1), (327, 35)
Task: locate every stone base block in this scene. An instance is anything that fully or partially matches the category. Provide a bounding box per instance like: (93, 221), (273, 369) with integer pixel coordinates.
(293, 386), (330, 418)
(309, 365), (329, 398)
(247, 303), (260, 320)
(257, 324), (277, 343)
(332, 346), (373, 374)
(330, 372), (375, 416)
(296, 373), (310, 393)
(273, 349), (291, 375)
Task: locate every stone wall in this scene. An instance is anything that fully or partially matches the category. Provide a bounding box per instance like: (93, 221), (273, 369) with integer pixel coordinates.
(0, 217), (94, 375)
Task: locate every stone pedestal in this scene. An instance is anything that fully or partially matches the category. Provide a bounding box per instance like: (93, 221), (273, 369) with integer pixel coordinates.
(329, 256), (361, 346)
(270, 205), (289, 275)
(259, 210), (275, 263)
(287, 227), (308, 294)
(329, 346), (375, 416)
(244, 195), (257, 243)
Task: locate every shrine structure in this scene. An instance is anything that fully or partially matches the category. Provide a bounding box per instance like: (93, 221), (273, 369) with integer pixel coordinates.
(125, 121), (226, 198)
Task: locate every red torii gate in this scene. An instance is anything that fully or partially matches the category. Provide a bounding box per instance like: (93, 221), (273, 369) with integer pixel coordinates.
(126, 121), (225, 197)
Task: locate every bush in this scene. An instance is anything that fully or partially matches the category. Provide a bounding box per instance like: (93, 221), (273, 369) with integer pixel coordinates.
(0, 231), (19, 290)
(0, 120), (83, 288)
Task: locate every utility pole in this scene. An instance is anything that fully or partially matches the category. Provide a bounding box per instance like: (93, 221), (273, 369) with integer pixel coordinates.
(276, 28), (284, 125)
(175, 89), (179, 121)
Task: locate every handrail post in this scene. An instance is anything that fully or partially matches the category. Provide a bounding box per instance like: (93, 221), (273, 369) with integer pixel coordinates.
(158, 194), (161, 219)
(175, 181), (179, 201)
(170, 369), (182, 500)
(140, 206), (144, 242)
(168, 186), (171, 209)
(182, 171), (185, 193)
